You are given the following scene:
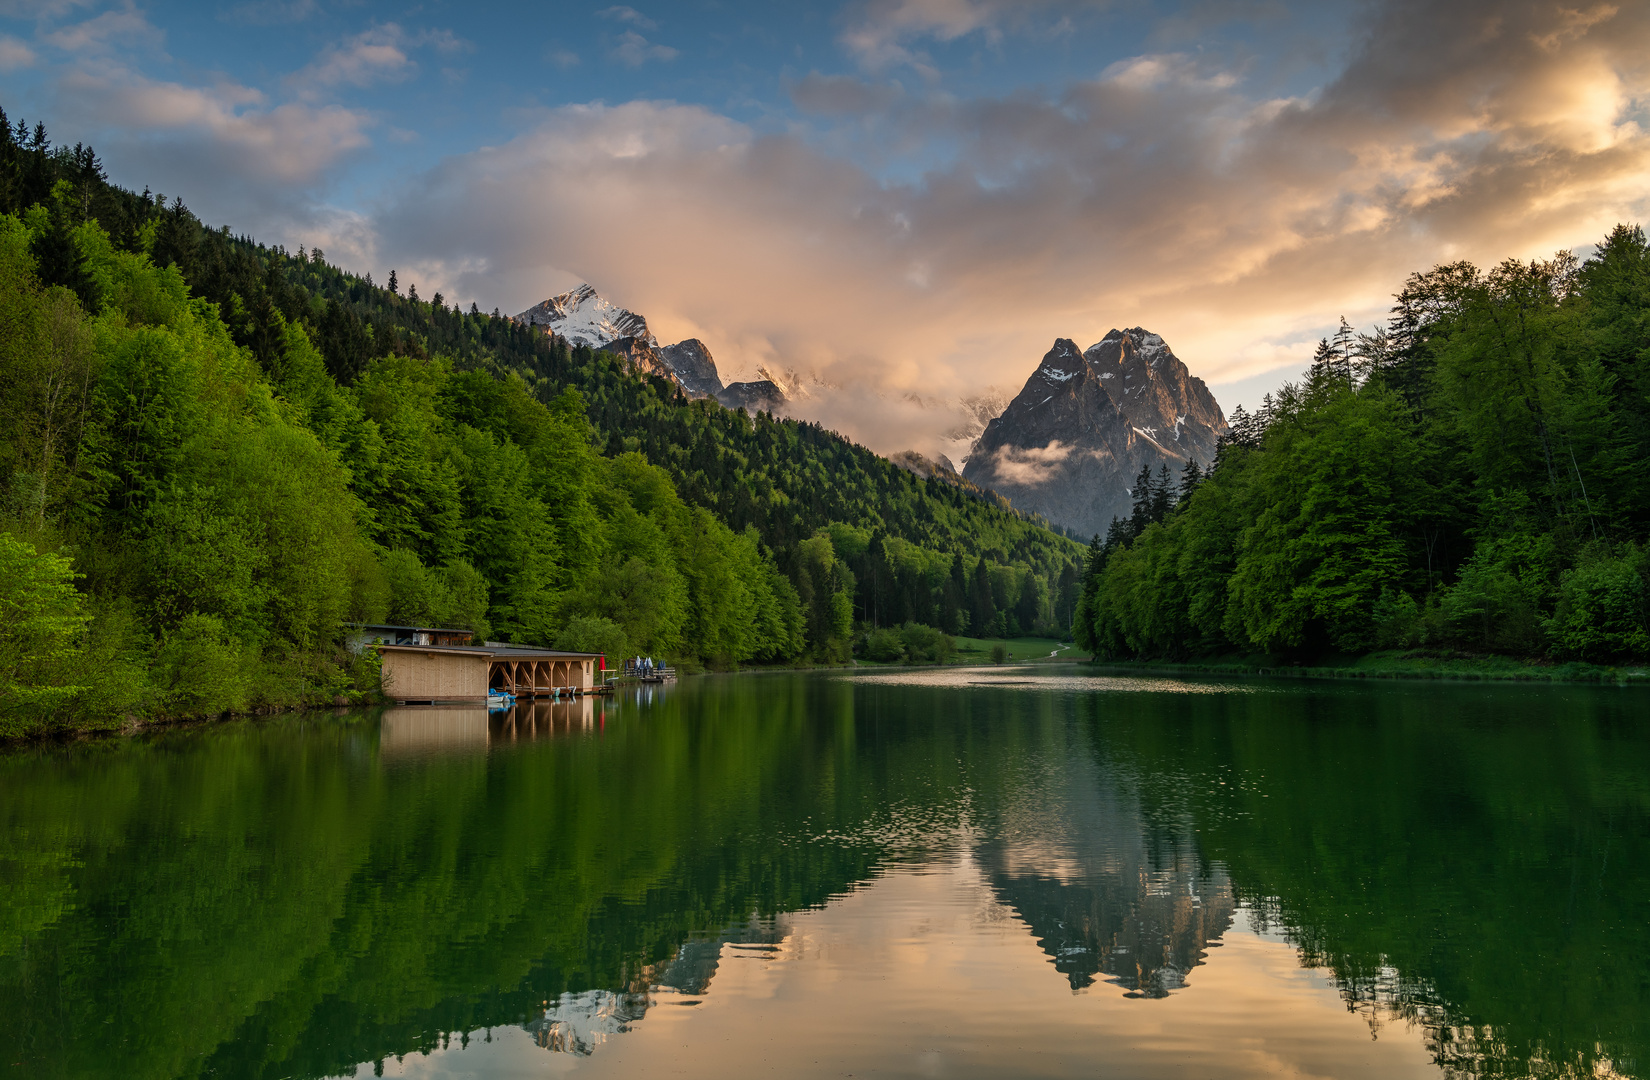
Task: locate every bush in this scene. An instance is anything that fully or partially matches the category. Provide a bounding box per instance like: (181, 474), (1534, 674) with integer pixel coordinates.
(1440, 537), (1554, 654)
(1548, 546), (1650, 661)
(862, 627), (905, 662)
(0, 532), (93, 732)
(897, 622), (955, 664)
(990, 642), (1009, 664)
(151, 613), (255, 716)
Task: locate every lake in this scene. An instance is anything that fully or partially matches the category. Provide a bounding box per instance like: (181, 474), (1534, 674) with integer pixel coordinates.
(2, 668), (1646, 1079)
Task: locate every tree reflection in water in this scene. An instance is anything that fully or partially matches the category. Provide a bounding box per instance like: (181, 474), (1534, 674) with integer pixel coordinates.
(0, 672), (1644, 1079)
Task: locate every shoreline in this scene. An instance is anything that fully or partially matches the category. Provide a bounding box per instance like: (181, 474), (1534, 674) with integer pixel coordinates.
(1077, 654), (1650, 686)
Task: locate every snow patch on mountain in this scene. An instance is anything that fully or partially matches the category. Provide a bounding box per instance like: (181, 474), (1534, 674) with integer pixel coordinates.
(517, 284), (654, 349)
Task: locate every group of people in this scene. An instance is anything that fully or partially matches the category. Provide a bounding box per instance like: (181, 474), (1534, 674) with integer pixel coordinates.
(624, 657), (659, 678)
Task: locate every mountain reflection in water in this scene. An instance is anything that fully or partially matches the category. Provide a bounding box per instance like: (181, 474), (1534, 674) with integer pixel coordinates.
(0, 670), (1645, 1080)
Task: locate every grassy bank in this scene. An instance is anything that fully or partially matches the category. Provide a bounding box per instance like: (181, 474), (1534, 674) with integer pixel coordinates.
(952, 636), (1075, 663)
(1080, 649), (1650, 685)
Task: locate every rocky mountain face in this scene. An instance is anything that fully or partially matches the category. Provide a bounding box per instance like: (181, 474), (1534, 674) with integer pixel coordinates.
(518, 283), (653, 349)
(517, 285), (725, 397)
(660, 339), (723, 397)
(962, 329), (1226, 539)
(717, 379), (785, 413)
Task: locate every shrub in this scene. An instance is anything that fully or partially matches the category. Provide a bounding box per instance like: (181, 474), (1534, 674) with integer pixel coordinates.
(1548, 545), (1650, 661)
(0, 532), (93, 731)
(862, 627), (905, 662)
(151, 613), (255, 716)
(1440, 537), (1554, 654)
(897, 622), (955, 664)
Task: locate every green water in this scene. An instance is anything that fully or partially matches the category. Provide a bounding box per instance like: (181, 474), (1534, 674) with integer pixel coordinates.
(2, 669), (1646, 1079)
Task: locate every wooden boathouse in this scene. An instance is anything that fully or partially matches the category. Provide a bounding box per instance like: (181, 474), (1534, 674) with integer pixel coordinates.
(378, 643), (602, 705)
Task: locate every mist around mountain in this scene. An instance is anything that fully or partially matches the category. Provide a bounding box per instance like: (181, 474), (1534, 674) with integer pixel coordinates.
(515, 285), (1010, 465)
(964, 330), (1227, 539)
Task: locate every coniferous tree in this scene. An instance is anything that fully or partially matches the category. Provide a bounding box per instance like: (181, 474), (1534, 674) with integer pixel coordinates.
(1014, 573), (1040, 635)
(1149, 464), (1175, 524)
(1128, 463), (1155, 537)
(969, 555), (995, 635)
(1177, 458), (1203, 507)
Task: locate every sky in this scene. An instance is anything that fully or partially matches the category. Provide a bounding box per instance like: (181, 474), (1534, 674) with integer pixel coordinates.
(2, 0), (1648, 455)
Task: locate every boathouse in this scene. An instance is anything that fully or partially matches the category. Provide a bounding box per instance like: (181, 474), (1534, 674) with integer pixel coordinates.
(377, 643), (602, 704)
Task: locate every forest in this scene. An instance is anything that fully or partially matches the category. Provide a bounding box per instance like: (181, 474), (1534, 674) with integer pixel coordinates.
(1077, 235), (1650, 665)
(0, 110), (1082, 736)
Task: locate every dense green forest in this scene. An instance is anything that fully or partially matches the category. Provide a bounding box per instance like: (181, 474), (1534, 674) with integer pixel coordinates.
(1077, 237), (1650, 664)
(0, 111), (1081, 736)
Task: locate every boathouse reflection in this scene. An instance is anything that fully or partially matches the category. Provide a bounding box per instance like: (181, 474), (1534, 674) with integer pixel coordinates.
(378, 698), (602, 756)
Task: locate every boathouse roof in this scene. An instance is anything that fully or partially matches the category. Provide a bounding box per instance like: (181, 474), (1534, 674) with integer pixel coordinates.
(376, 644), (603, 661)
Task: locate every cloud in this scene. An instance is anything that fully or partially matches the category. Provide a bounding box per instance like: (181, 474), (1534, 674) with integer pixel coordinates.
(289, 23), (469, 95)
(357, 0), (1650, 455)
(983, 441), (1080, 485)
(47, 63), (372, 242)
(41, 4), (164, 53)
(596, 5), (657, 31)
(0, 35), (36, 70)
(789, 72), (905, 116)
(841, 0), (1107, 71)
(610, 29), (677, 67)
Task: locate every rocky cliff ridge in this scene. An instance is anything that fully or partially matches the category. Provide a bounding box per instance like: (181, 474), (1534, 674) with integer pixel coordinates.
(961, 329), (1226, 538)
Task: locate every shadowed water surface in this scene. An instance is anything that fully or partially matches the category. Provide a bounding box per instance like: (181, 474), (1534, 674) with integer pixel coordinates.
(1, 671), (1646, 1078)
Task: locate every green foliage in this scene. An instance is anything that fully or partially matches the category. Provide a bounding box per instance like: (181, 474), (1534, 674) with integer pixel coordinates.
(0, 113), (1091, 733)
(553, 615), (629, 663)
(989, 642), (1009, 664)
(897, 622), (955, 664)
(381, 550), (491, 639)
(1078, 234), (1650, 664)
(0, 532), (90, 722)
(1548, 545), (1650, 661)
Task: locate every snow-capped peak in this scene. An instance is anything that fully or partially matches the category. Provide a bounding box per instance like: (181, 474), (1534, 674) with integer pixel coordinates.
(516, 284), (655, 349)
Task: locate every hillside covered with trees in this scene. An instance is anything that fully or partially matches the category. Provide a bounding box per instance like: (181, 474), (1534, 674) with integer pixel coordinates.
(0, 110), (1082, 736)
(1076, 234), (1650, 666)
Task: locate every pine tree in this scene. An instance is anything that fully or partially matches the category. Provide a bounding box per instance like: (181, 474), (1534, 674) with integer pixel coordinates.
(969, 555), (995, 635)
(388, 269), (398, 294)
(1128, 463), (1155, 537)
(1014, 572), (1040, 636)
(1103, 515), (1130, 552)
(1072, 534), (1105, 652)
(1177, 457), (1203, 507)
(1149, 464), (1174, 524)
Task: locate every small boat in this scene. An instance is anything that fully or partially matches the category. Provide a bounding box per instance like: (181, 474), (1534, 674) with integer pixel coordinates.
(487, 690), (515, 711)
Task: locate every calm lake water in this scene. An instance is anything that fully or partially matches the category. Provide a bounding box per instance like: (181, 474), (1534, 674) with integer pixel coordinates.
(3, 668), (1647, 1079)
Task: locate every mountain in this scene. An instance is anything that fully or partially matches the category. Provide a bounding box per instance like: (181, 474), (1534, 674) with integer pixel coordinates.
(516, 285), (727, 397)
(660, 339), (723, 397)
(518, 283), (654, 348)
(962, 329), (1226, 538)
(717, 379), (785, 413)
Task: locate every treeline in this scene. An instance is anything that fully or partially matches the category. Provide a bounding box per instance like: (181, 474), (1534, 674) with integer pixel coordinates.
(0, 111), (1081, 734)
(1076, 236), (1650, 663)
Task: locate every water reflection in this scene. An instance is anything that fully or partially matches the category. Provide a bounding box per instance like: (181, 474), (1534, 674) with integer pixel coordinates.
(525, 917), (788, 1056)
(916, 698), (1235, 997)
(0, 673), (1645, 1080)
